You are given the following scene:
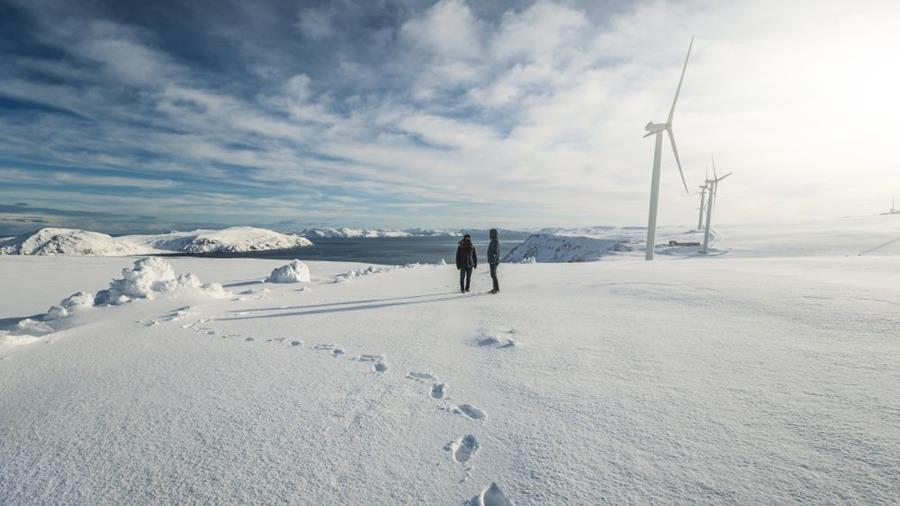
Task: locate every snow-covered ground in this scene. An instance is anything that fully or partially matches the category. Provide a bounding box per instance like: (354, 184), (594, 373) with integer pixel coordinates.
(0, 226), (313, 256)
(1, 251), (897, 504)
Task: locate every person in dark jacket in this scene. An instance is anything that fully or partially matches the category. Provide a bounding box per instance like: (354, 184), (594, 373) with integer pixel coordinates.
(455, 234), (477, 293)
(487, 228), (500, 294)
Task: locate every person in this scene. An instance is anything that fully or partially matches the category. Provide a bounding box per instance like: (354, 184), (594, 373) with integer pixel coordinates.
(455, 234), (477, 293)
(487, 228), (500, 294)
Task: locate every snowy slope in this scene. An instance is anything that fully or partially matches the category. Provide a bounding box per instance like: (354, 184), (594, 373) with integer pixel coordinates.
(0, 227), (153, 256)
(1, 254), (897, 504)
(0, 227), (313, 256)
(129, 226), (313, 253)
(504, 226), (707, 262)
(299, 227), (461, 238)
(300, 227), (414, 238)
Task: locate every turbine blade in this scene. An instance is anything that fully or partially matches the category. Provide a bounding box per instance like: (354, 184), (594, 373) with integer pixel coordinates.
(717, 172), (733, 182)
(667, 35), (694, 125)
(667, 127), (689, 193)
(712, 156), (718, 180)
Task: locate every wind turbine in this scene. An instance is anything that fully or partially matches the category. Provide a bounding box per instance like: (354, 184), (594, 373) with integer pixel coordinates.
(697, 166), (709, 230)
(644, 36), (693, 260)
(701, 158), (732, 254)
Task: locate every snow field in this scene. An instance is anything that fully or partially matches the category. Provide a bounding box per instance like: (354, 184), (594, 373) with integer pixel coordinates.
(0, 255), (898, 504)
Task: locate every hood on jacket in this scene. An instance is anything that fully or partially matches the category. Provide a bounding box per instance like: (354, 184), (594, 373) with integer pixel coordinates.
(489, 229), (498, 240)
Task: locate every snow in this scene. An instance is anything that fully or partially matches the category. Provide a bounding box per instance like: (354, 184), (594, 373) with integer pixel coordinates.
(505, 216), (900, 262)
(504, 226), (708, 262)
(301, 227), (414, 238)
(94, 257), (227, 305)
(0, 226), (313, 256)
(1, 243), (898, 503)
(266, 259), (311, 283)
(0, 227), (153, 256)
(300, 227), (461, 238)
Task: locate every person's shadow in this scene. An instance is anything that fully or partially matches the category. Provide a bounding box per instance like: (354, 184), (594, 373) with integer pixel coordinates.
(219, 292), (484, 321)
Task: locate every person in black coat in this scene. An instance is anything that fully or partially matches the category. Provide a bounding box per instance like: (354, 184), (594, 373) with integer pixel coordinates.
(487, 228), (500, 294)
(456, 234), (477, 293)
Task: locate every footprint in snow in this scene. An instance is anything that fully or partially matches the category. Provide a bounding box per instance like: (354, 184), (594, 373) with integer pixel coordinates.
(332, 348), (345, 357)
(314, 344), (335, 351)
(356, 354), (389, 373)
(476, 332), (518, 349)
(406, 371), (435, 381)
(290, 340), (303, 347)
(446, 434), (479, 464)
(243, 336), (255, 342)
(455, 404), (486, 420)
(467, 482), (514, 506)
(430, 383), (447, 399)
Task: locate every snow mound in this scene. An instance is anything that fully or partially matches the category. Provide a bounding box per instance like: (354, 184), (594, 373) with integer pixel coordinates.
(0, 228), (150, 256)
(45, 291), (95, 320)
(334, 265), (395, 283)
(95, 258), (227, 305)
(266, 260), (311, 283)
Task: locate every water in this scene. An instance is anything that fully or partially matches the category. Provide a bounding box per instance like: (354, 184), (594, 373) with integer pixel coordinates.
(173, 234), (528, 265)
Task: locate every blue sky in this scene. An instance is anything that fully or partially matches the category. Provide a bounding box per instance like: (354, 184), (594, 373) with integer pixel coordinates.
(1, 0), (899, 235)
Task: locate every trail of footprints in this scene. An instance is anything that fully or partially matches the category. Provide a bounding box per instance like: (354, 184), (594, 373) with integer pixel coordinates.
(153, 305), (513, 504)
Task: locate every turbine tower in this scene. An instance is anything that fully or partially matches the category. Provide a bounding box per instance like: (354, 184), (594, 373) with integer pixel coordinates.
(644, 36), (693, 260)
(697, 166), (709, 230)
(701, 158), (732, 254)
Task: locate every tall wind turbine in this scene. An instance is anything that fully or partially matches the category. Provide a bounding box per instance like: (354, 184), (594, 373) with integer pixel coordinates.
(644, 36), (693, 260)
(697, 166), (709, 230)
(701, 158), (732, 254)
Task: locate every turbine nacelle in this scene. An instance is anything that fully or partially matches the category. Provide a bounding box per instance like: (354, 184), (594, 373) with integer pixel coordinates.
(643, 121), (669, 137)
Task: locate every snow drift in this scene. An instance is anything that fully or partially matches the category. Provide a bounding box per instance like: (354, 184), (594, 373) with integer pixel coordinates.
(266, 260), (311, 283)
(95, 257), (227, 305)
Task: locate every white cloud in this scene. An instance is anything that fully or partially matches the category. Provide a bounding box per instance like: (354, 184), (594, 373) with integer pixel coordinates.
(6, 0), (900, 230)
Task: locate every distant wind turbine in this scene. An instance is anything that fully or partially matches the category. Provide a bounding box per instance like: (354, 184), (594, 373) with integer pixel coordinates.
(644, 36), (693, 261)
(697, 166), (709, 230)
(701, 158), (732, 254)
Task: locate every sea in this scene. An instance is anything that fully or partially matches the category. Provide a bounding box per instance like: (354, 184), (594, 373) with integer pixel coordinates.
(170, 232), (530, 265)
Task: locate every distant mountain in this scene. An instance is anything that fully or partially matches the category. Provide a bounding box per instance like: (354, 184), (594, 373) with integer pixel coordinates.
(502, 226), (705, 263)
(299, 227), (461, 239)
(129, 227), (313, 253)
(0, 228), (151, 256)
(0, 227), (313, 256)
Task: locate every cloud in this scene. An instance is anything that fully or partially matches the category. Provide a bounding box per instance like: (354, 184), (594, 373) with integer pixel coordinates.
(1, 0), (899, 234)
(295, 7), (336, 41)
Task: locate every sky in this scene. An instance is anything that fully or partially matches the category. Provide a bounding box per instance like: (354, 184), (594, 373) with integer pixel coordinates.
(1, 0), (899, 235)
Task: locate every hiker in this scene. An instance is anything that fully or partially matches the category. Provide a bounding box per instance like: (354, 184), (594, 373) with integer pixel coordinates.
(456, 234), (477, 293)
(487, 228), (500, 294)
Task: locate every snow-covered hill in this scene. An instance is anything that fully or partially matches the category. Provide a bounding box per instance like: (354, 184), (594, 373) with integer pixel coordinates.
(504, 226), (707, 262)
(0, 227), (313, 256)
(129, 227), (313, 254)
(300, 227), (413, 239)
(0, 228), (153, 256)
(299, 227), (460, 239)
